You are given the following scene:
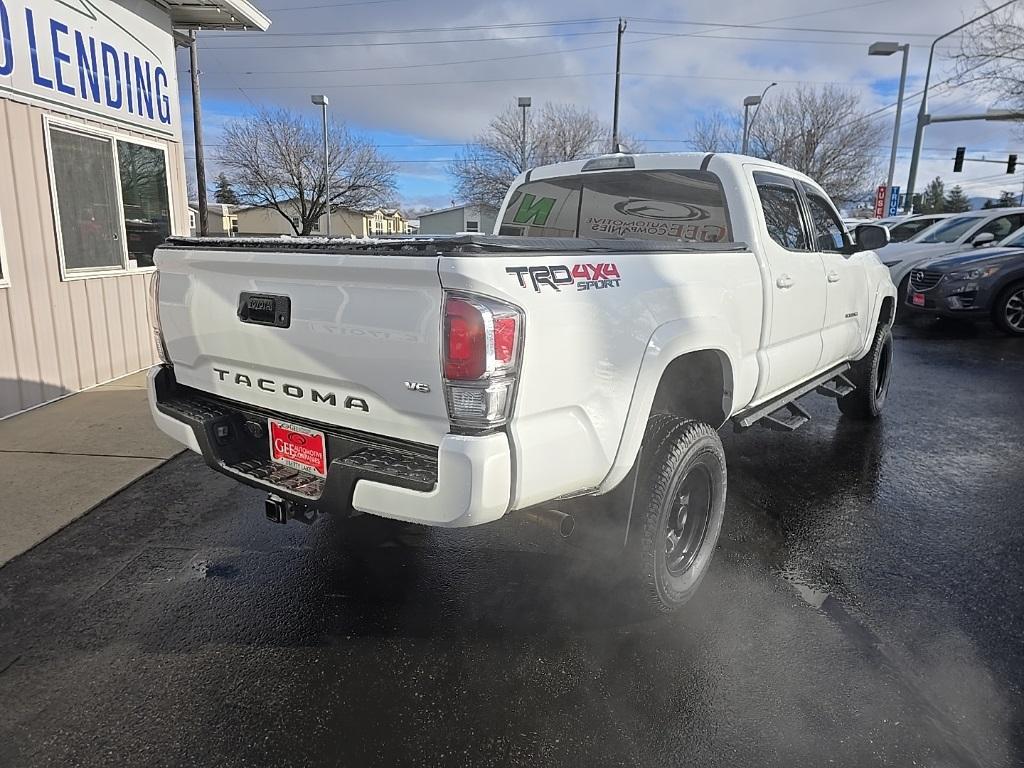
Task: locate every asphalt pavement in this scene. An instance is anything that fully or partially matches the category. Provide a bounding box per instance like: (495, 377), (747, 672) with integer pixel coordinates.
(1, 317), (1022, 767)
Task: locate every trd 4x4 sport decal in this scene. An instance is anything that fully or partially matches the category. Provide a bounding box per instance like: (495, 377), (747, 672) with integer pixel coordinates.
(506, 263), (621, 293)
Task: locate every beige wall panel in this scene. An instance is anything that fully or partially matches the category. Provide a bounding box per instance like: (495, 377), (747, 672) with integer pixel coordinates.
(67, 280), (98, 390)
(0, 290), (22, 416)
(7, 103), (63, 404)
(84, 279), (114, 383)
(28, 105), (81, 394)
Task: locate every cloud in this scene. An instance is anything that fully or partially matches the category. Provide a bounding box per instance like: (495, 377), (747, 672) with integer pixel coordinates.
(180, 0), (1023, 205)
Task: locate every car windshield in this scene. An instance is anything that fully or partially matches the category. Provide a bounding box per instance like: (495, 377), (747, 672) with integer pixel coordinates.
(499, 169), (733, 243)
(914, 215), (984, 243)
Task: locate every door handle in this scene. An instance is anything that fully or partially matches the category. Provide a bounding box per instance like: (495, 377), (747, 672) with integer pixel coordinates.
(827, 271), (841, 283)
(776, 275), (794, 289)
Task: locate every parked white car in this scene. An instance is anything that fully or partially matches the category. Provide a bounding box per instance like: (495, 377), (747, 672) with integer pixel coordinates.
(879, 208), (1024, 296)
(148, 152), (897, 613)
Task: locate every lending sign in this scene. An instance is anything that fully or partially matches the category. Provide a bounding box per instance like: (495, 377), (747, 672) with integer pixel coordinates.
(0, 0), (179, 135)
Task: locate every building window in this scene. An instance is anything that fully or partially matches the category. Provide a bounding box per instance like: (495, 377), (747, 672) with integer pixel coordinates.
(48, 121), (173, 277)
(117, 140), (171, 268)
(50, 127), (125, 273)
(465, 220), (479, 232)
(311, 219), (320, 232)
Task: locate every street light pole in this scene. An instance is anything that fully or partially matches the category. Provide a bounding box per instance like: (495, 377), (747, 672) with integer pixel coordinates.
(518, 96), (531, 171)
(868, 42), (909, 205)
(904, 0), (1018, 213)
(311, 94), (330, 236)
(742, 83), (777, 155)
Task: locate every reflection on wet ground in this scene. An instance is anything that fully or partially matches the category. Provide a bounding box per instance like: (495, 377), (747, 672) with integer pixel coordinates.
(0, 319), (1021, 767)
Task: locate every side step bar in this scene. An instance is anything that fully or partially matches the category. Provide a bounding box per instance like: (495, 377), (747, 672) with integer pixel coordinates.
(732, 363), (852, 432)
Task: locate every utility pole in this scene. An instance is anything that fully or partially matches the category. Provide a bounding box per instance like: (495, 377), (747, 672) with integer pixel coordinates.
(188, 31), (208, 236)
(904, 0), (1018, 212)
(611, 17), (626, 152)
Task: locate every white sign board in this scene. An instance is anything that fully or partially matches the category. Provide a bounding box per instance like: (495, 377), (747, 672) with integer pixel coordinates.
(0, 0), (179, 136)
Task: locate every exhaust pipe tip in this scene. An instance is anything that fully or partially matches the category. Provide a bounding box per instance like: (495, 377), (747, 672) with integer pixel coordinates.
(525, 508), (575, 538)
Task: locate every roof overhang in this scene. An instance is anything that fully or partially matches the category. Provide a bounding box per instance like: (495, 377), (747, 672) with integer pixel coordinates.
(160, 0), (271, 32)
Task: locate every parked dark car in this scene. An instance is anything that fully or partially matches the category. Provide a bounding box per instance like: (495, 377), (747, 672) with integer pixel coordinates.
(904, 231), (1024, 336)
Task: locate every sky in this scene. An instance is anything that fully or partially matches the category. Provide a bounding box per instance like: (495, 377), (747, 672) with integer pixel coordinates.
(176, 0), (1024, 211)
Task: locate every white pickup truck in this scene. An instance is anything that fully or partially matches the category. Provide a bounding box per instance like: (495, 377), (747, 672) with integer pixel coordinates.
(148, 152), (897, 612)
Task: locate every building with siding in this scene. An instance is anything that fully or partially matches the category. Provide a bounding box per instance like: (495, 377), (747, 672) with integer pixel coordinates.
(0, 0), (269, 419)
(234, 203), (409, 238)
(417, 204), (498, 235)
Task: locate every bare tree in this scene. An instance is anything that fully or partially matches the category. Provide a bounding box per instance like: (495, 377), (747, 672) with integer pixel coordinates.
(746, 85), (884, 203)
(957, 3), (1024, 105)
(450, 101), (640, 207)
(219, 108), (397, 236)
(688, 110), (740, 152)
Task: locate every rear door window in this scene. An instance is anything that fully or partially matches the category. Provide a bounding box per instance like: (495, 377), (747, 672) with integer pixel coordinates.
(499, 169), (732, 243)
(803, 190), (849, 252)
(754, 175), (809, 251)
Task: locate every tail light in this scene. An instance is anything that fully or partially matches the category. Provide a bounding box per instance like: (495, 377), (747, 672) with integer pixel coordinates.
(148, 271), (171, 365)
(443, 292), (523, 429)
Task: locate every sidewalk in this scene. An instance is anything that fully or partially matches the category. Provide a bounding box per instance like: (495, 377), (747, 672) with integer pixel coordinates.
(0, 370), (183, 566)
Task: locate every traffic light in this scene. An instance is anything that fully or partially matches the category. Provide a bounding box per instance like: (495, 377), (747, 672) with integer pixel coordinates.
(954, 146), (966, 172)
(1008, 154), (1018, 174)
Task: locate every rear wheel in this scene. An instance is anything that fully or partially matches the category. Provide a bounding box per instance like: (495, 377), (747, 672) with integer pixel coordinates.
(632, 417), (727, 614)
(993, 281), (1024, 336)
(838, 324), (894, 420)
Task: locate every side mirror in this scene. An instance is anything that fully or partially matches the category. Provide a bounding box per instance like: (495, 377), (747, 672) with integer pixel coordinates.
(854, 223), (890, 252)
(971, 232), (996, 248)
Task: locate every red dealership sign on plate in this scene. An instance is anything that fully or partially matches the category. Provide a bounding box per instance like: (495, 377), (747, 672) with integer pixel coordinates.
(268, 419), (327, 477)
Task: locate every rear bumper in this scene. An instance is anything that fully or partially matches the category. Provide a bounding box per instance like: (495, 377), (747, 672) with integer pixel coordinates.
(147, 366), (511, 527)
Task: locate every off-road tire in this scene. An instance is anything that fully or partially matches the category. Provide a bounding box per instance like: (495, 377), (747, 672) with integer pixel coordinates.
(838, 323), (894, 419)
(633, 416), (727, 614)
(993, 280), (1024, 337)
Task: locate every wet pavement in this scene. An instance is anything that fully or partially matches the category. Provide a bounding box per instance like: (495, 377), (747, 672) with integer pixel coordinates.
(1, 318), (1022, 767)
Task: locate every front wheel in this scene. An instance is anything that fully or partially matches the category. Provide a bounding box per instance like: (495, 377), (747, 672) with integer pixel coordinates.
(838, 324), (894, 419)
(633, 417), (727, 614)
(993, 281), (1024, 336)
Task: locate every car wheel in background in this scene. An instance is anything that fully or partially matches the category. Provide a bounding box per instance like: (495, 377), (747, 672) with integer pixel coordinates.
(993, 281), (1024, 337)
(839, 324), (894, 420)
(632, 416), (727, 614)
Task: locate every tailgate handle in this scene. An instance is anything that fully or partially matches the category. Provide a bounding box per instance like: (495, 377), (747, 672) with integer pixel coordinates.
(238, 292), (291, 328)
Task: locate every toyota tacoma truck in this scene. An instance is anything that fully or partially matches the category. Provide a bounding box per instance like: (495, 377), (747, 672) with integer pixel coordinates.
(148, 152), (897, 613)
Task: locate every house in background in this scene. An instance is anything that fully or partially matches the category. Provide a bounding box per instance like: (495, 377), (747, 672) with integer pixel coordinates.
(417, 204), (497, 235)
(189, 202), (239, 237)
(234, 202), (409, 237)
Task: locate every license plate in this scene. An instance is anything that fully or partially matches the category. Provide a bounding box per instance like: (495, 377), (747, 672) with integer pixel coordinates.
(268, 419), (327, 477)
(912, 292), (925, 306)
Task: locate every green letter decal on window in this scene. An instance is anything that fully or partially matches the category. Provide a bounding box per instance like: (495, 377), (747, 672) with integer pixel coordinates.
(512, 194), (555, 226)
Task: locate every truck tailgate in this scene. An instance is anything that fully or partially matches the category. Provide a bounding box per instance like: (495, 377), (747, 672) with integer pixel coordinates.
(155, 246), (449, 446)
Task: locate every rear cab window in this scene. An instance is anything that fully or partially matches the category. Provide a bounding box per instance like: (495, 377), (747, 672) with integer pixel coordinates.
(499, 169), (732, 243)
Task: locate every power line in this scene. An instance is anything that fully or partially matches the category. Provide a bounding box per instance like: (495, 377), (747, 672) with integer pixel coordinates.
(199, 29), (609, 50)
(201, 17), (616, 37)
(199, 71), (613, 91)
(628, 17), (941, 38)
(191, 39), (624, 76)
(258, 0), (409, 10)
